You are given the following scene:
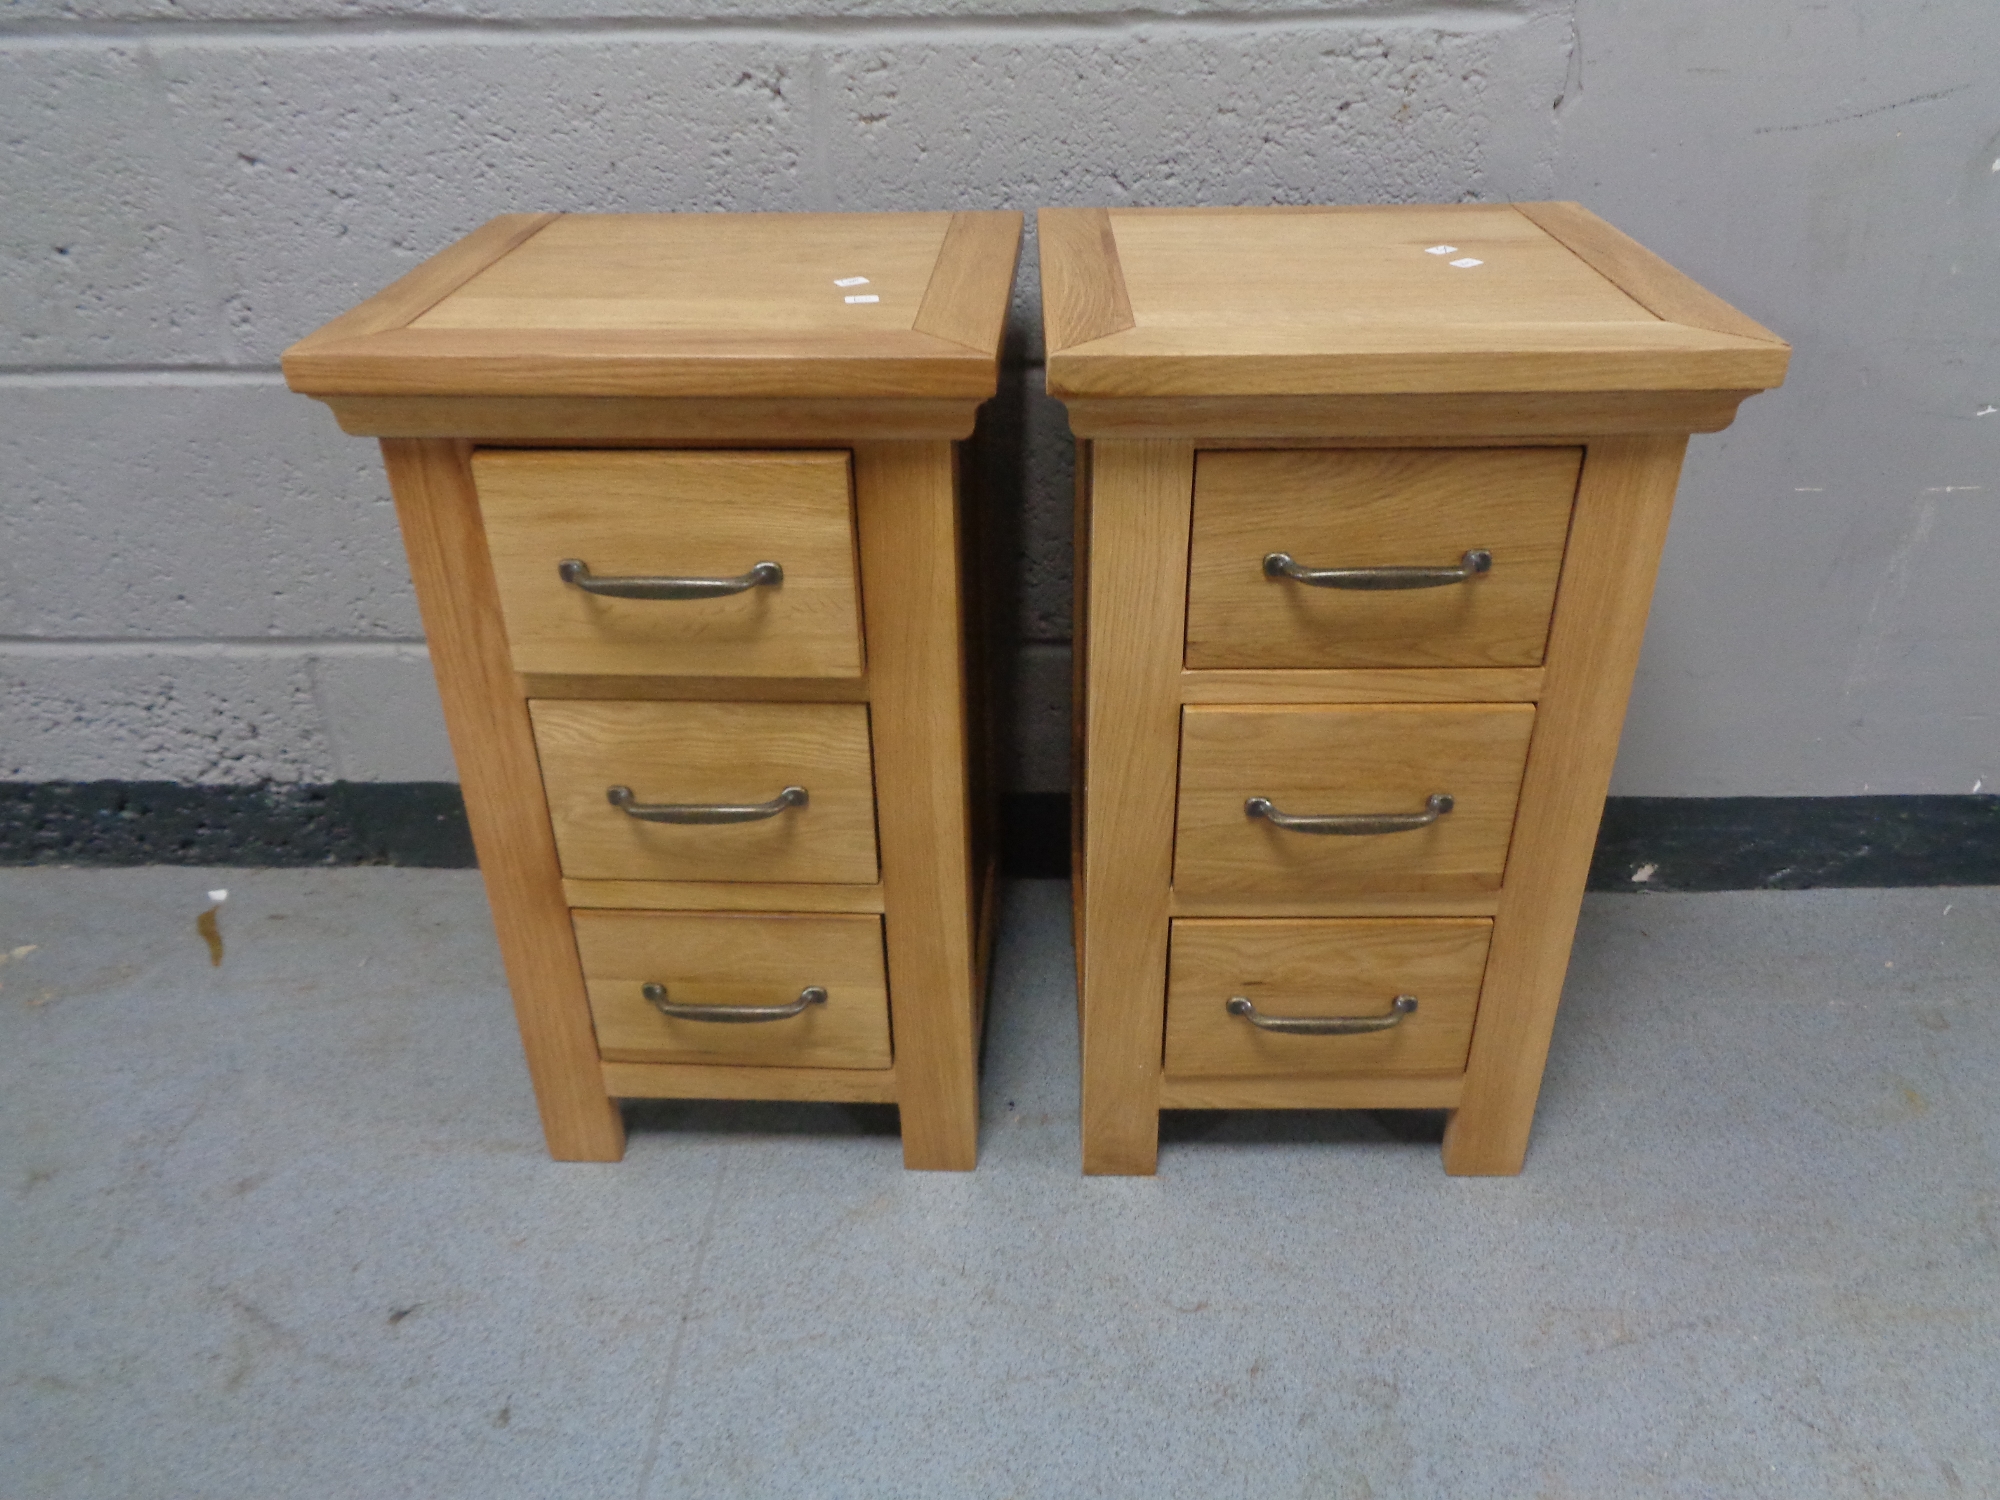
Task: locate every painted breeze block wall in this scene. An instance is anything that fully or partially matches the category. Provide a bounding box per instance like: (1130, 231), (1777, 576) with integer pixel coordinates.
(2, 0), (1995, 800)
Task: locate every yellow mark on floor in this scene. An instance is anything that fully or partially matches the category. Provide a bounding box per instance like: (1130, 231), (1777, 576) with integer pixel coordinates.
(197, 907), (225, 967)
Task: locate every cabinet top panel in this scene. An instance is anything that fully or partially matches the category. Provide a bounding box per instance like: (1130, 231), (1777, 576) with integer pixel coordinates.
(1039, 202), (1787, 400)
(284, 211), (1021, 401)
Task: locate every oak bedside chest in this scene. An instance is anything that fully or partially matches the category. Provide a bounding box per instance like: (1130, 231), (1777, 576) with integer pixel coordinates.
(284, 210), (1022, 1170)
(1039, 202), (1787, 1176)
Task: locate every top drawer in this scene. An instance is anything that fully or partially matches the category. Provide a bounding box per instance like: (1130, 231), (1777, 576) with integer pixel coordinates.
(1185, 447), (1581, 670)
(474, 450), (864, 678)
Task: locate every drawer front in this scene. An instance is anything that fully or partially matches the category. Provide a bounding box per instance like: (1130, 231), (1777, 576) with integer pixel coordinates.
(1174, 703), (1534, 897)
(1165, 918), (1490, 1078)
(1185, 447), (1581, 669)
(533, 700), (879, 884)
(476, 449), (863, 678)
(575, 910), (891, 1068)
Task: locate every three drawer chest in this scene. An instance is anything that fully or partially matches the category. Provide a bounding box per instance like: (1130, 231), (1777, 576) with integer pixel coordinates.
(1040, 203), (1788, 1175)
(286, 210), (1022, 1169)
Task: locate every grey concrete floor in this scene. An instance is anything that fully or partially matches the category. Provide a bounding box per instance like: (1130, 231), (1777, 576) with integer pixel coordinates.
(2, 871), (1996, 1499)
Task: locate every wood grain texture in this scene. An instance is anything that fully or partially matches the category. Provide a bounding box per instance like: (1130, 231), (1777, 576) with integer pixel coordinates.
(325, 396), (983, 442)
(1159, 1074), (1463, 1110)
(1057, 390), (1758, 439)
(1049, 331), (1789, 400)
(1077, 440), (1196, 1175)
(1041, 204), (1789, 399)
(1443, 435), (1690, 1176)
(288, 327), (996, 400)
(1513, 201), (1789, 346)
(1165, 918), (1491, 1078)
(377, 438), (624, 1162)
(1069, 438), (1093, 1002)
(1180, 667), (1543, 705)
(911, 211), (1025, 354)
(604, 1060), (897, 1103)
(531, 700), (879, 884)
(1174, 703), (1536, 898)
(574, 910), (891, 1069)
(854, 441), (982, 1170)
(417, 210), (949, 332)
(1169, 890), (1501, 919)
(566, 879), (886, 913)
(474, 449), (864, 679)
(283, 215), (557, 355)
(1186, 447), (1582, 669)
(1036, 207), (1136, 353)
(521, 673), (870, 703)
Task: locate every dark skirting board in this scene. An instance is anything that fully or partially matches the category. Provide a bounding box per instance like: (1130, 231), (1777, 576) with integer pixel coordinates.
(3, 784), (1996, 890)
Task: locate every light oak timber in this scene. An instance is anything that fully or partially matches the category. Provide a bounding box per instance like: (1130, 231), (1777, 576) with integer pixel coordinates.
(1174, 703), (1536, 898)
(604, 1060), (898, 1104)
(288, 326), (997, 400)
(1037, 207), (1136, 351)
(1169, 890), (1502, 919)
(854, 441), (983, 1171)
(1512, 201), (1788, 346)
(1051, 334), (1788, 401)
(1180, 667), (1544, 705)
(1165, 918), (1491, 1079)
(531, 700), (880, 885)
(289, 212), (1016, 1169)
(1058, 391), (1757, 439)
(1069, 438), (1093, 1002)
(1186, 447), (1582, 670)
(912, 211), (1028, 353)
(1077, 439), (1195, 1175)
(325, 396), (985, 442)
(566, 878), (886, 913)
(574, 909), (892, 1069)
(1443, 434), (1691, 1176)
(522, 673), (872, 703)
(1046, 202), (1785, 1177)
(283, 214), (557, 354)
(475, 449), (865, 679)
(1159, 1074), (1464, 1111)
(378, 438), (624, 1162)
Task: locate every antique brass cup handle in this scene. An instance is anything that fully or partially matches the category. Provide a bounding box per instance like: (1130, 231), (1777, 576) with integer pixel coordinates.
(1263, 549), (1491, 591)
(1245, 792), (1453, 836)
(607, 785), (808, 825)
(644, 984), (828, 1023)
(1225, 994), (1418, 1035)
(558, 557), (783, 600)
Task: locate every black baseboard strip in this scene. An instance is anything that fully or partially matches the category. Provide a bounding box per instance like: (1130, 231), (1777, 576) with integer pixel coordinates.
(3, 784), (1996, 890)
(0, 781), (475, 869)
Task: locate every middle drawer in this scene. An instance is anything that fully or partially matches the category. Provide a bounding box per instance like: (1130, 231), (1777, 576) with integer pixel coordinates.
(1175, 703), (1535, 897)
(532, 700), (880, 884)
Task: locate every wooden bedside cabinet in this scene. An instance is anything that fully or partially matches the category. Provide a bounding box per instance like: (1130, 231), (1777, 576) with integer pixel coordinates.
(1039, 202), (1787, 1176)
(284, 210), (1022, 1170)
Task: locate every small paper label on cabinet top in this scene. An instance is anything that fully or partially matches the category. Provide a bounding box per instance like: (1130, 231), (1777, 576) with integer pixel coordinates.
(844, 294), (881, 303)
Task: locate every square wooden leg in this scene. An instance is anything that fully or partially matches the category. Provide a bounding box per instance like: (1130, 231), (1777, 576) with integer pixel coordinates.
(381, 438), (625, 1162)
(1076, 440), (1195, 1176)
(855, 442), (982, 1171)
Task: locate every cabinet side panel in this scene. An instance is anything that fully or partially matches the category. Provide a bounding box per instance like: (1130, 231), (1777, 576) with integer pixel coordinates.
(854, 441), (981, 1171)
(1443, 433), (1688, 1176)
(378, 438), (624, 1161)
(1078, 439), (1196, 1175)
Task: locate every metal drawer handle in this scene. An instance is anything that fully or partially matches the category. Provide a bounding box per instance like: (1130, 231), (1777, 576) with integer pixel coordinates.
(558, 557), (783, 600)
(1226, 993), (1418, 1035)
(1245, 792), (1453, 836)
(644, 983), (828, 1024)
(1263, 549), (1491, 591)
(607, 784), (808, 825)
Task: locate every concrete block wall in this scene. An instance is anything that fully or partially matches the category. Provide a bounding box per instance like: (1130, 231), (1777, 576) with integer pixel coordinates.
(2, 0), (1994, 798)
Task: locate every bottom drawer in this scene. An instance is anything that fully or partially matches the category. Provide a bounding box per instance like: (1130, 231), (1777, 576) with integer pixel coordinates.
(573, 910), (891, 1069)
(1164, 918), (1490, 1079)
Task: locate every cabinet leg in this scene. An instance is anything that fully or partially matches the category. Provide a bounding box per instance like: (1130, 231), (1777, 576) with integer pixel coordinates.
(855, 442), (981, 1172)
(380, 438), (625, 1164)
